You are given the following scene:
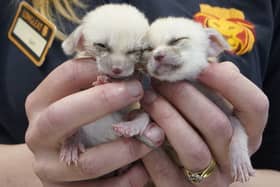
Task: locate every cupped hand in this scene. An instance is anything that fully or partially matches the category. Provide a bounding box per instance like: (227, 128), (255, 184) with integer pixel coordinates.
(141, 61), (269, 187)
(25, 58), (152, 187)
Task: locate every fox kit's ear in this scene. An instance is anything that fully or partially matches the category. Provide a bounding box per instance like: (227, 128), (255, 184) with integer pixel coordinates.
(62, 25), (84, 55)
(205, 28), (231, 57)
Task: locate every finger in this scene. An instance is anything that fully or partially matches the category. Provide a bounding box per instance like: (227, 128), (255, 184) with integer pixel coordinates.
(198, 62), (269, 152)
(153, 82), (232, 170)
(143, 148), (231, 187)
(141, 90), (212, 172)
(35, 138), (151, 182)
(25, 58), (98, 118)
(90, 163), (150, 187)
(29, 80), (143, 145)
(44, 164), (149, 187)
(143, 148), (192, 187)
(193, 169), (230, 187)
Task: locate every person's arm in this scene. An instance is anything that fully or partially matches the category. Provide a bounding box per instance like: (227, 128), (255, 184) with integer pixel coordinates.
(230, 170), (280, 187)
(0, 144), (42, 187)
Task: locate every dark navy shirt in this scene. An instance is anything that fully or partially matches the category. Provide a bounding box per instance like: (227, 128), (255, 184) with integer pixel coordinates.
(0, 0), (279, 170)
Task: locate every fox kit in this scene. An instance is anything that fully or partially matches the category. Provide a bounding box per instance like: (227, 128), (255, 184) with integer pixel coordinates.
(61, 4), (164, 166)
(145, 17), (254, 183)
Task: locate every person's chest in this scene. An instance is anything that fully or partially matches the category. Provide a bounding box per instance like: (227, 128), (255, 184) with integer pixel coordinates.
(0, 0), (274, 143)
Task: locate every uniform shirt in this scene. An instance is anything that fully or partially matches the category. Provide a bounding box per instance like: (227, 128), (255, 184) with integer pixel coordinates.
(0, 0), (279, 170)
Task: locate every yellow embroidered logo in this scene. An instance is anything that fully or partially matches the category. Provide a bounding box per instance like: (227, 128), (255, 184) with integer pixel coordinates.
(194, 4), (255, 55)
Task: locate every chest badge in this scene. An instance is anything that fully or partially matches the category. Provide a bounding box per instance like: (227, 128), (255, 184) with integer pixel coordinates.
(8, 1), (56, 66)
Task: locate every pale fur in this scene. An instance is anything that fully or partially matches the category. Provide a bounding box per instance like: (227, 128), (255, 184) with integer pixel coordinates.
(146, 17), (210, 81)
(146, 17), (254, 183)
(62, 3), (151, 147)
(60, 4), (165, 166)
(62, 4), (149, 78)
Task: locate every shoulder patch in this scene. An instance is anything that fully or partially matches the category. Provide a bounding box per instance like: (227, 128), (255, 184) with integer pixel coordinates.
(194, 4), (255, 55)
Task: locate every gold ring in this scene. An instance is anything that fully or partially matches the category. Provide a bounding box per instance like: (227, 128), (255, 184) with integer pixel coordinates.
(183, 159), (216, 184)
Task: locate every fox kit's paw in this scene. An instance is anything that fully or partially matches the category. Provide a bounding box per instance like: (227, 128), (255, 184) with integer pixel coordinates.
(113, 112), (165, 148)
(113, 112), (149, 137)
(112, 123), (140, 137)
(113, 122), (165, 148)
(92, 75), (111, 86)
(231, 150), (255, 183)
(59, 133), (85, 166)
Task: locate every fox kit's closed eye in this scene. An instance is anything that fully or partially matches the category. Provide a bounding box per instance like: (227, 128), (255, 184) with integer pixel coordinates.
(60, 4), (164, 166)
(63, 4), (148, 79)
(145, 17), (254, 183)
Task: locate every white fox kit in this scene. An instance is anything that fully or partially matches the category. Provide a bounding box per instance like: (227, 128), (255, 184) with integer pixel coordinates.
(61, 4), (164, 166)
(145, 17), (254, 183)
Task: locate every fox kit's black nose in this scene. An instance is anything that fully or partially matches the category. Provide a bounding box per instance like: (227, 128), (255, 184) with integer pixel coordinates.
(154, 54), (165, 62)
(112, 68), (122, 75)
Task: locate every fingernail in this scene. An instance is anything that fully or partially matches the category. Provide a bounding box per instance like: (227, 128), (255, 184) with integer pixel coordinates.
(127, 81), (142, 97)
(142, 90), (157, 105)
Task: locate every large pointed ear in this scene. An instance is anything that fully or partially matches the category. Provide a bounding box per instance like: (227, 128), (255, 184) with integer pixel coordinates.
(205, 28), (231, 57)
(62, 25), (84, 55)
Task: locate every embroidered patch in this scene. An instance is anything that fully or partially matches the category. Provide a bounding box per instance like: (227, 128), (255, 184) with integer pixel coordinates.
(194, 4), (255, 55)
(8, 1), (56, 66)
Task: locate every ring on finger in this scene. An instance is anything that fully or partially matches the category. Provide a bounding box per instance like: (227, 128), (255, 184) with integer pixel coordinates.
(183, 159), (216, 184)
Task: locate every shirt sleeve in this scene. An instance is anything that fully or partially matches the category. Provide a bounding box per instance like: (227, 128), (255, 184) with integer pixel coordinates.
(251, 0), (280, 170)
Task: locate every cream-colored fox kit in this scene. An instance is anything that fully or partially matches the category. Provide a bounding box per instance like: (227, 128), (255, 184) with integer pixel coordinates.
(145, 17), (254, 183)
(61, 4), (164, 166)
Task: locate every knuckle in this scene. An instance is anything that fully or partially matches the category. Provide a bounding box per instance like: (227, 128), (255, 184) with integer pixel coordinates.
(125, 177), (141, 187)
(33, 107), (59, 141)
(252, 93), (269, 115)
(33, 161), (43, 178)
(225, 68), (240, 83)
(25, 118), (44, 151)
(222, 61), (240, 73)
(25, 93), (33, 113)
(250, 135), (263, 154)
(172, 82), (193, 98)
(208, 115), (232, 141)
(99, 87), (115, 108)
(190, 144), (210, 161)
(59, 60), (80, 84)
(25, 127), (36, 149)
(42, 106), (60, 133)
(186, 143), (211, 170)
(25, 92), (37, 118)
(156, 104), (177, 122)
(33, 159), (49, 181)
(152, 162), (173, 179)
(78, 155), (99, 177)
(126, 140), (141, 161)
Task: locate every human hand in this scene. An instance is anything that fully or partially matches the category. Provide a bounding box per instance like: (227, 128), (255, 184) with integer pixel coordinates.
(25, 58), (152, 187)
(141, 61), (269, 187)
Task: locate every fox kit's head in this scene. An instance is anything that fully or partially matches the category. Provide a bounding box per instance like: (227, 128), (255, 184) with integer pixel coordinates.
(62, 4), (149, 79)
(145, 17), (230, 82)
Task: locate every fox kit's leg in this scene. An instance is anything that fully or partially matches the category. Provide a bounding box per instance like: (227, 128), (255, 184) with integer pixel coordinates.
(113, 111), (165, 148)
(229, 116), (255, 182)
(59, 129), (85, 166)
